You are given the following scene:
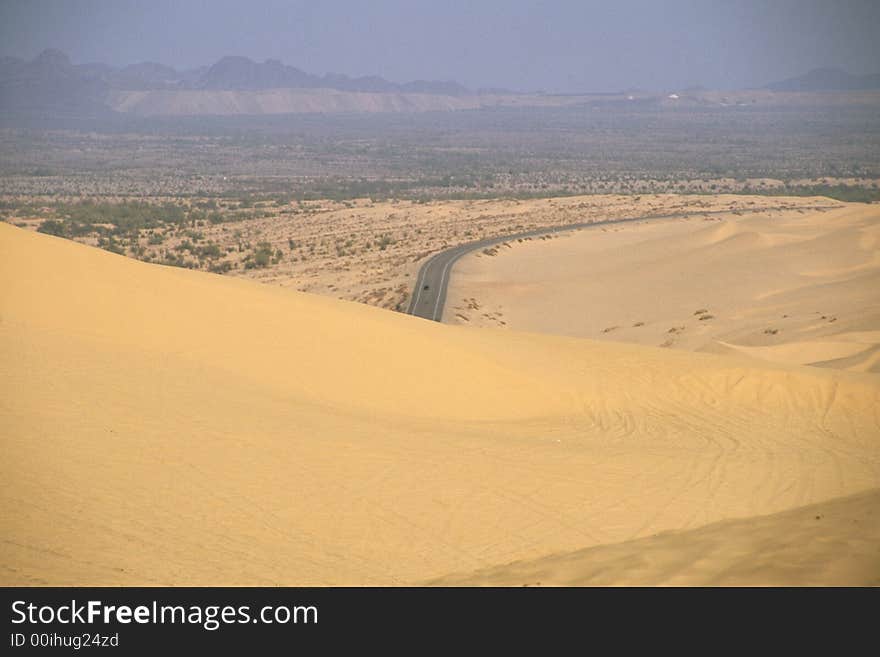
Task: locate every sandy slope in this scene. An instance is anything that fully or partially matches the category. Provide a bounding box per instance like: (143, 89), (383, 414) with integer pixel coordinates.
(2, 223), (879, 585)
(431, 488), (880, 586)
(445, 202), (880, 373)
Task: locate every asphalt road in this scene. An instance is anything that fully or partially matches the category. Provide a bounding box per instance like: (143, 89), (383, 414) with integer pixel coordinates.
(405, 207), (767, 321)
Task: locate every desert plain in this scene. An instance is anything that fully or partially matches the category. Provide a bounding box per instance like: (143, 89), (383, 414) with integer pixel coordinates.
(2, 194), (878, 586)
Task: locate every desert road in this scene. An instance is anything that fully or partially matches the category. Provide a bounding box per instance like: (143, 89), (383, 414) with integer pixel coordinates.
(406, 214), (663, 321)
(405, 204), (839, 321)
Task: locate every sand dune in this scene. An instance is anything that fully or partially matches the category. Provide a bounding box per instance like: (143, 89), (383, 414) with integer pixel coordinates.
(2, 222), (879, 585)
(445, 202), (880, 373)
(432, 488), (880, 586)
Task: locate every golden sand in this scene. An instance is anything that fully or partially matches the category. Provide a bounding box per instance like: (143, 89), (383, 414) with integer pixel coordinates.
(446, 202), (880, 373)
(2, 222), (878, 585)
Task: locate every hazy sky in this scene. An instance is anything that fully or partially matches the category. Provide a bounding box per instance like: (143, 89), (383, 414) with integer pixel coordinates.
(2, 0), (879, 92)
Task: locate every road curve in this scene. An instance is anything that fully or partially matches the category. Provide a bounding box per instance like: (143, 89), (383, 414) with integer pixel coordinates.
(405, 207), (764, 321)
(406, 215), (653, 321)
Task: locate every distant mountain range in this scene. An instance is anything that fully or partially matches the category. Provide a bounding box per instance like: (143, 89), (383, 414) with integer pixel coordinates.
(0, 49), (473, 116)
(766, 68), (880, 92)
(2, 50), (878, 118)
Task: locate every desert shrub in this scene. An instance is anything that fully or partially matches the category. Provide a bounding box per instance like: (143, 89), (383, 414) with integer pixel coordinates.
(244, 241), (274, 269)
(44, 201), (189, 238)
(97, 235), (125, 255)
(37, 219), (67, 237)
(198, 243), (222, 259)
(377, 234), (395, 250)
